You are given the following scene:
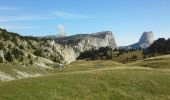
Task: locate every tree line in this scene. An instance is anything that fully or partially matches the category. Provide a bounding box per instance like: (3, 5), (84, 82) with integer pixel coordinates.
(77, 46), (113, 60)
(147, 38), (170, 54)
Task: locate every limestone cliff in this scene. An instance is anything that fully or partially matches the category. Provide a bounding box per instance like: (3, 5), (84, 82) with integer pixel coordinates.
(53, 31), (117, 63)
(0, 28), (116, 65)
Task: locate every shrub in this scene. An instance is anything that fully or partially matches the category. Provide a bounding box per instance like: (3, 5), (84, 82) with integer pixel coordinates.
(11, 37), (18, 45)
(20, 56), (24, 62)
(5, 51), (13, 62)
(0, 56), (3, 63)
(53, 57), (59, 62)
(29, 59), (33, 65)
(12, 48), (24, 59)
(34, 49), (44, 57)
(19, 45), (24, 49)
(28, 54), (32, 59)
(0, 42), (5, 50)
(2, 33), (10, 41)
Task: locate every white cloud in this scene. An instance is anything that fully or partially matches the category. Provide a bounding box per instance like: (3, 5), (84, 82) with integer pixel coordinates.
(0, 11), (93, 23)
(0, 7), (18, 11)
(53, 11), (93, 19)
(0, 15), (52, 22)
(1, 25), (38, 29)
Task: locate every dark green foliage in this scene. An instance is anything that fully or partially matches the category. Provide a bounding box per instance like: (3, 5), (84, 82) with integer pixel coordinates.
(0, 42), (5, 50)
(22, 36), (39, 42)
(2, 32), (10, 41)
(12, 47), (24, 59)
(0, 57), (3, 63)
(5, 51), (13, 62)
(19, 45), (24, 49)
(29, 59), (33, 65)
(147, 38), (170, 55)
(28, 54), (31, 59)
(77, 46), (113, 60)
(34, 49), (44, 57)
(53, 57), (59, 62)
(20, 56), (24, 62)
(0, 28), (20, 39)
(11, 37), (18, 45)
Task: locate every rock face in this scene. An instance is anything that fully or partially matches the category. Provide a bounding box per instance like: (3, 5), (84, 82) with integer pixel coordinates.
(130, 31), (154, 49)
(0, 28), (116, 65)
(53, 31), (117, 63)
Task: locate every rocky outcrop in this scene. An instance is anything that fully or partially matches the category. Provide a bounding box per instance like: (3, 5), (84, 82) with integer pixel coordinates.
(55, 31), (116, 51)
(53, 31), (117, 63)
(130, 31), (154, 49)
(0, 28), (117, 65)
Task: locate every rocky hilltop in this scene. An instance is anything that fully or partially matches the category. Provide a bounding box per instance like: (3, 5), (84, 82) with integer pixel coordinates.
(130, 31), (154, 49)
(55, 31), (116, 52)
(0, 28), (116, 66)
(46, 31), (117, 63)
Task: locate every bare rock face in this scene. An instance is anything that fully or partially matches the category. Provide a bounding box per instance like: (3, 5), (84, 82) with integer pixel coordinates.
(130, 31), (154, 49)
(0, 28), (117, 65)
(54, 31), (117, 63)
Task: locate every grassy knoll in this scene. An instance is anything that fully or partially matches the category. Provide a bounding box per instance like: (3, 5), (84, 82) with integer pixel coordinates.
(1, 55), (170, 100)
(129, 55), (170, 69)
(112, 51), (143, 63)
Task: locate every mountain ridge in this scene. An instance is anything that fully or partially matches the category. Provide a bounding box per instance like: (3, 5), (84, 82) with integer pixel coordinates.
(0, 28), (116, 65)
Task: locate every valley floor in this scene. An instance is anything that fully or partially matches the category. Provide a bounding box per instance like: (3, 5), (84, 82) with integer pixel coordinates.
(0, 55), (170, 100)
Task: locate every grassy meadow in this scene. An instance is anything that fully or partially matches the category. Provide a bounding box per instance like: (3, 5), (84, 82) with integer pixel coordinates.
(112, 51), (143, 63)
(0, 55), (170, 100)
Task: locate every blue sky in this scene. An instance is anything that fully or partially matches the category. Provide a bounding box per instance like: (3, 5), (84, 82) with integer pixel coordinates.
(0, 0), (170, 46)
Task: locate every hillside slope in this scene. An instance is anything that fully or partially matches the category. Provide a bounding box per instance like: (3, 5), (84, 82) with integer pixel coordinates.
(0, 28), (116, 64)
(128, 54), (170, 69)
(0, 56), (170, 100)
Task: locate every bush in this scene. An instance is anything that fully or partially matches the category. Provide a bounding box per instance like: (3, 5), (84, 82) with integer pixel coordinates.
(2, 33), (10, 41)
(5, 51), (13, 62)
(19, 45), (24, 49)
(28, 54), (32, 59)
(20, 56), (24, 62)
(53, 57), (59, 62)
(29, 59), (33, 65)
(34, 49), (44, 57)
(12, 48), (24, 59)
(11, 37), (18, 45)
(0, 57), (3, 63)
(0, 42), (5, 50)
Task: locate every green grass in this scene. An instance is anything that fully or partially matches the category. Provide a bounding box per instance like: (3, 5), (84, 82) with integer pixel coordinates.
(112, 51), (143, 63)
(1, 55), (170, 100)
(0, 69), (170, 100)
(129, 55), (170, 69)
(0, 61), (60, 79)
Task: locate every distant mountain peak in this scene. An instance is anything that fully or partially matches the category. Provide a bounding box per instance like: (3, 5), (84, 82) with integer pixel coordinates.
(139, 31), (154, 44)
(130, 31), (154, 49)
